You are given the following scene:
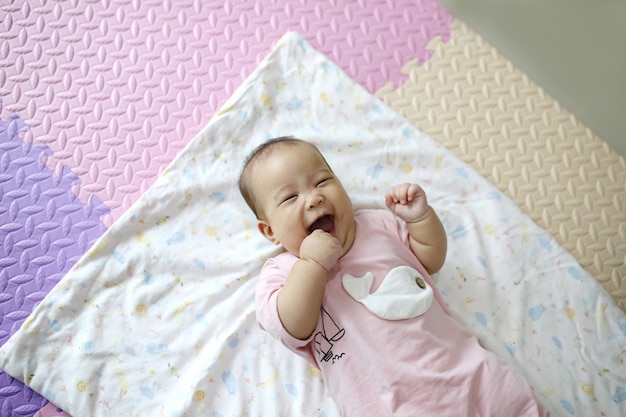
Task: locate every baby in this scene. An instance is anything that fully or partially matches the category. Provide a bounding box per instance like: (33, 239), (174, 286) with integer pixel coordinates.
(239, 137), (551, 417)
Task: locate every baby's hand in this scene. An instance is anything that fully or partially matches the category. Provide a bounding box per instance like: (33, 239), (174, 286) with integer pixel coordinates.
(385, 183), (430, 223)
(299, 230), (343, 271)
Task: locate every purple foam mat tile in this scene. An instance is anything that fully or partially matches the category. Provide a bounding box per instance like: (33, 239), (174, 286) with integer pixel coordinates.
(0, 113), (108, 416)
(0, 373), (48, 417)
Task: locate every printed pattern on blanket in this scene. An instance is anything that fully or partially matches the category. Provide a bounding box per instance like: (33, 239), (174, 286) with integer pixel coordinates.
(1, 32), (625, 417)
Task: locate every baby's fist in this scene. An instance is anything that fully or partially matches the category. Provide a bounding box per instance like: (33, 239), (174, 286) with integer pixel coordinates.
(299, 230), (342, 271)
(385, 183), (430, 223)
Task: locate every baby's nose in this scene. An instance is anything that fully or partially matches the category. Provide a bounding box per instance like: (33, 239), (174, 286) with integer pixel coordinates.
(307, 191), (324, 208)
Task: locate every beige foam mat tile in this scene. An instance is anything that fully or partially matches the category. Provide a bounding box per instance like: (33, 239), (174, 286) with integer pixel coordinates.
(377, 19), (626, 311)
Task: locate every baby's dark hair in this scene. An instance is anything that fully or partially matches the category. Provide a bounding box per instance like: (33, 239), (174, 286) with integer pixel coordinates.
(238, 136), (328, 219)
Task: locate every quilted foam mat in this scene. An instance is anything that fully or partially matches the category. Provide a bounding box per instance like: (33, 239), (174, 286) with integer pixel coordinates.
(376, 19), (626, 309)
(0, 0), (624, 415)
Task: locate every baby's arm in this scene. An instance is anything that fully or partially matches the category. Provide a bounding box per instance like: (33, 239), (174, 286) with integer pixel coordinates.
(385, 183), (447, 274)
(277, 230), (342, 340)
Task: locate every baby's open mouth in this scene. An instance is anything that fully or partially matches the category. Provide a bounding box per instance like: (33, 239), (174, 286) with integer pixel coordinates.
(308, 215), (335, 234)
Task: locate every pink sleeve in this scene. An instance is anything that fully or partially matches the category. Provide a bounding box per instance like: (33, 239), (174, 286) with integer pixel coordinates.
(255, 254), (317, 365)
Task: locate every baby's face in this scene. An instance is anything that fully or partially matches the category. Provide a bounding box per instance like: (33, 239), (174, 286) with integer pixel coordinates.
(252, 144), (355, 258)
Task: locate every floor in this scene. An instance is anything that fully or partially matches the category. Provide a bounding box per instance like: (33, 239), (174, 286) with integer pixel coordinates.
(440, 0), (626, 158)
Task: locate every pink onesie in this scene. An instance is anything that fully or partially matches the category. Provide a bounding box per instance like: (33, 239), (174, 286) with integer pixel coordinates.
(256, 209), (550, 417)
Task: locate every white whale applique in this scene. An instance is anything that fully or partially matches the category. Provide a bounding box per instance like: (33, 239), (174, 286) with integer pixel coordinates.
(342, 265), (433, 320)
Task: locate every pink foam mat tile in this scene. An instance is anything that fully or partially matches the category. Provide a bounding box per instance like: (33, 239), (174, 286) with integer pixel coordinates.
(0, 0), (452, 226)
(33, 402), (71, 417)
(0, 1), (454, 416)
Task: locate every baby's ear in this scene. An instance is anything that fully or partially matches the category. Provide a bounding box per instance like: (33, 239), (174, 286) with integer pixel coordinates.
(257, 220), (279, 245)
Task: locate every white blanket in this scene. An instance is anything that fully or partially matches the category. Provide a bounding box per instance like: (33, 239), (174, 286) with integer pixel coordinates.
(1, 32), (625, 417)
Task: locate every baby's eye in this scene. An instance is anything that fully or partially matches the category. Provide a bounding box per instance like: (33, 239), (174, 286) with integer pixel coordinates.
(282, 194), (297, 204)
(316, 178), (331, 186)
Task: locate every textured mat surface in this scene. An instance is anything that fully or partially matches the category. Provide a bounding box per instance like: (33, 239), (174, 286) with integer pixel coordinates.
(0, 0), (451, 227)
(377, 19), (626, 310)
(0, 113), (107, 415)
